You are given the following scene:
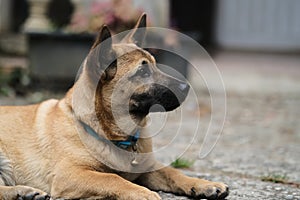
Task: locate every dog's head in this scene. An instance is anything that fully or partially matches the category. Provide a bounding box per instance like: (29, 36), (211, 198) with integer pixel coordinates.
(80, 14), (189, 125)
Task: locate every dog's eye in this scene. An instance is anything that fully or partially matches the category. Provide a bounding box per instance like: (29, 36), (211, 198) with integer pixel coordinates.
(135, 65), (151, 78)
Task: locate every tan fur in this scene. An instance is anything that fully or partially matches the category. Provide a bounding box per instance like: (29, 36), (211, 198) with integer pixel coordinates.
(0, 14), (228, 200)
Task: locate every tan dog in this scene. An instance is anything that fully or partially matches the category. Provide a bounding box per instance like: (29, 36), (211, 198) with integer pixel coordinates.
(0, 14), (228, 200)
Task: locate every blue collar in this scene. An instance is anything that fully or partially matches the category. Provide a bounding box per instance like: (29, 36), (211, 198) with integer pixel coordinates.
(80, 121), (140, 150)
(111, 130), (140, 150)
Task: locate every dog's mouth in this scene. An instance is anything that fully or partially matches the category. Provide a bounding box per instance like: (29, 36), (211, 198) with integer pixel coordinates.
(129, 82), (190, 117)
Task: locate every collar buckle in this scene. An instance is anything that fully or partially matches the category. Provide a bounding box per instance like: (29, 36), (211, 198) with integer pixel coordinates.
(112, 130), (140, 150)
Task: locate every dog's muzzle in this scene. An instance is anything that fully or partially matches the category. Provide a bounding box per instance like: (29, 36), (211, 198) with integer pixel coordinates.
(129, 79), (190, 116)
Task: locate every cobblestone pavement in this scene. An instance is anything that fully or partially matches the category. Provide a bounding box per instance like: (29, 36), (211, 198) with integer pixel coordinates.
(1, 51), (300, 199)
(158, 51), (300, 199)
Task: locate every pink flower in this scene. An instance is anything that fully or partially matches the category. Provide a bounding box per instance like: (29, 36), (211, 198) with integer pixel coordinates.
(90, 1), (112, 15)
(69, 12), (89, 32)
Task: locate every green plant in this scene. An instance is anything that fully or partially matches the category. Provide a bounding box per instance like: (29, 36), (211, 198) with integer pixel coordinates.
(0, 68), (30, 96)
(171, 158), (195, 169)
(0, 87), (8, 96)
(261, 173), (300, 188)
(261, 173), (288, 183)
(0, 69), (9, 96)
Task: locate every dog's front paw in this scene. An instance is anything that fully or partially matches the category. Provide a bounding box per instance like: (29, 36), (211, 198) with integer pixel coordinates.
(122, 187), (161, 200)
(15, 185), (51, 200)
(190, 181), (229, 200)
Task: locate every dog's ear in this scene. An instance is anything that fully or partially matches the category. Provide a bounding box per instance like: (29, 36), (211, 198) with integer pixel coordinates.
(91, 25), (112, 50)
(88, 25), (117, 81)
(122, 13), (147, 46)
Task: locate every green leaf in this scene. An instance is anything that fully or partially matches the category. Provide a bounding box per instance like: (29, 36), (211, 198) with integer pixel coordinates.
(171, 158), (195, 169)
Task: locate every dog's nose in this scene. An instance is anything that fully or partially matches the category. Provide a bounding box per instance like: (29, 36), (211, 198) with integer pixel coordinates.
(178, 82), (190, 93)
(179, 83), (188, 91)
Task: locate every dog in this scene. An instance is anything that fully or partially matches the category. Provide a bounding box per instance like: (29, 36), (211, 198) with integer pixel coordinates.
(0, 14), (228, 200)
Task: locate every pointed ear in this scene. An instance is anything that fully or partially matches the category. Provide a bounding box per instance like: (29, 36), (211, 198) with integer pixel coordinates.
(121, 13), (147, 46)
(88, 26), (117, 81)
(91, 25), (112, 52)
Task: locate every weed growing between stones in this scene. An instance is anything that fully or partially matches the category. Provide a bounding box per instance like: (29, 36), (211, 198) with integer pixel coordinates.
(171, 158), (195, 169)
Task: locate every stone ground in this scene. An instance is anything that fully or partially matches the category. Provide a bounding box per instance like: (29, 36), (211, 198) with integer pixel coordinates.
(154, 51), (300, 199)
(1, 51), (300, 199)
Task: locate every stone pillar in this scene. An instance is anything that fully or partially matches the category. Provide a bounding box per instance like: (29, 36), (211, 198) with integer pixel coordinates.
(0, 0), (12, 33)
(23, 0), (51, 32)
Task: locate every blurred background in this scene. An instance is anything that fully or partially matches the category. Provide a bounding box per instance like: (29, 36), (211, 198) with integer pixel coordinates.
(0, 0), (300, 93)
(0, 0), (299, 94)
(0, 0), (300, 198)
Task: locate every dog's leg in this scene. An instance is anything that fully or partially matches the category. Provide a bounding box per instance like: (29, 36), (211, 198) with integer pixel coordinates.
(0, 152), (50, 199)
(0, 185), (50, 200)
(136, 166), (229, 200)
(51, 167), (161, 200)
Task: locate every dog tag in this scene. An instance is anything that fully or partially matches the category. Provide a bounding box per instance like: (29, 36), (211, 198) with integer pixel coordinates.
(131, 157), (139, 165)
(131, 144), (139, 165)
